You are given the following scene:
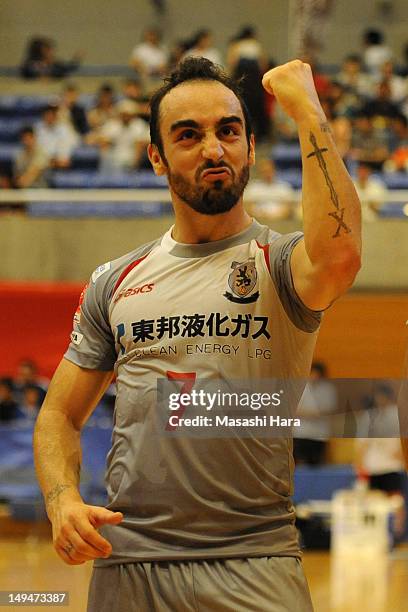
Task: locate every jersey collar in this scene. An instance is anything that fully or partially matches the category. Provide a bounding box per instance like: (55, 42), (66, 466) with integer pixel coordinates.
(161, 220), (263, 258)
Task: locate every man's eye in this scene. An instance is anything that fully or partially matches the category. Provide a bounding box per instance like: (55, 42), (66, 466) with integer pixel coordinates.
(220, 126), (237, 136)
(179, 130), (197, 141)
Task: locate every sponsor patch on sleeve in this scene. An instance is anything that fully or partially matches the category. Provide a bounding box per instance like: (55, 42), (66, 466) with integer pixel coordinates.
(70, 331), (84, 345)
(92, 262), (111, 283)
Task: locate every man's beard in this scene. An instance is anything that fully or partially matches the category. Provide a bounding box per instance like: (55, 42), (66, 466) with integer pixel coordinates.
(167, 162), (250, 215)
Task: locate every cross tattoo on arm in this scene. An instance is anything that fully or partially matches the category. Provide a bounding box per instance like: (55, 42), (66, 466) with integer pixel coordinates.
(307, 131), (351, 238)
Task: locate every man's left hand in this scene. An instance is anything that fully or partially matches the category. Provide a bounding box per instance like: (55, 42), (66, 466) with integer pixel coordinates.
(262, 60), (325, 125)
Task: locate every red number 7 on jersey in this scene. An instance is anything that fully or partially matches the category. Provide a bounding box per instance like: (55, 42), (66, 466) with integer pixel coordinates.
(165, 371), (197, 431)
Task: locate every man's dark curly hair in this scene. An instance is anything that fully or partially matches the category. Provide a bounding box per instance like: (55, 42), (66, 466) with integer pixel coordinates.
(149, 57), (253, 160)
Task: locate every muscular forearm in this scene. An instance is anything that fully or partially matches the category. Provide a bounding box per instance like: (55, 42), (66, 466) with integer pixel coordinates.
(34, 409), (83, 519)
(298, 114), (361, 268)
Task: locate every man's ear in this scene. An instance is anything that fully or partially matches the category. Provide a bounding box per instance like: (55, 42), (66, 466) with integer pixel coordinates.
(148, 144), (167, 176)
(248, 134), (256, 167)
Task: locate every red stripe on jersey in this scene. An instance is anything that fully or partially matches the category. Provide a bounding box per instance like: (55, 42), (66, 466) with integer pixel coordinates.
(256, 241), (271, 274)
(113, 253), (150, 295)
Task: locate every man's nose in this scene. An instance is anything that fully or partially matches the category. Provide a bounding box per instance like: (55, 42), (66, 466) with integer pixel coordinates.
(201, 133), (224, 161)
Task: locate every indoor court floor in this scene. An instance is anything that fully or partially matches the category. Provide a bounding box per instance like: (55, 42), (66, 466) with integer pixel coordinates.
(1, 531), (407, 611)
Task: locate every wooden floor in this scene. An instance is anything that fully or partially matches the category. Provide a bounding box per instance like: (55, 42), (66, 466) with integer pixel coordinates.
(1, 529), (408, 611)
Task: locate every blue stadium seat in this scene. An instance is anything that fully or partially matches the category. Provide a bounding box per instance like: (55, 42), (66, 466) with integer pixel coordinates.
(0, 96), (49, 118)
(293, 465), (356, 504)
(71, 145), (100, 169)
(382, 173), (408, 190)
(379, 202), (408, 218)
(276, 169), (302, 189)
(0, 118), (39, 143)
(27, 201), (170, 218)
(49, 170), (168, 189)
(272, 143), (302, 170)
(0, 144), (19, 174)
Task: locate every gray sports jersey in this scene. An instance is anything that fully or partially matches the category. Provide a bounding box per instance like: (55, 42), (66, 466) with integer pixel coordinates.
(65, 221), (321, 565)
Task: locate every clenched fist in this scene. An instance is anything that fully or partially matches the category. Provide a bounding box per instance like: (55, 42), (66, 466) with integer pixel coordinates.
(262, 60), (325, 124)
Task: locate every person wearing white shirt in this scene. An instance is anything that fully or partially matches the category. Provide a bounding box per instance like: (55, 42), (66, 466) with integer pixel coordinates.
(182, 30), (222, 66)
(245, 158), (295, 219)
(130, 28), (168, 78)
(353, 162), (387, 221)
(98, 100), (150, 171)
(35, 103), (79, 168)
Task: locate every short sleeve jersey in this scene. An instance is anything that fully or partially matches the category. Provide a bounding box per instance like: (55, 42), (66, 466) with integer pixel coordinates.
(65, 220), (321, 565)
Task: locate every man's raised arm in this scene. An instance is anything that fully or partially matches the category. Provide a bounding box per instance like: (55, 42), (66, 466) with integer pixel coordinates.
(33, 358), (123, 565)
(262, 60), (361, 311)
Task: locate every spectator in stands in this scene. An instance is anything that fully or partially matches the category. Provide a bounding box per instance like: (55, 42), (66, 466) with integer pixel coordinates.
(325, 80), (360, 118)
(353, 162), (387, 221)
(20, 36), (82, 80)
(384, 114), (408, 173)
(361, 80), (402, 128)
(294, 361), (338, 466)
(0, 378), (19, 422)
(35, 103), (79, 169)
(362, 28), (392, 76)
(122, 78), (143, 104)
(350, 113), (389, 170)
(244, 158), (295, 219)
(121, 78), (151, 125)
(167, 39), (190, 72)
(130, 28), (168, 80)
(19, 385), (43, 421)
(96, 100), (150, 172)
(355, 384), (405, 536)
(182, 29), (222, 66)
(336, 54), (373, 98)
(13, 126), (50, 188)
(377, 60), (407, 105)
(227, 26), (269, 139)
(87, 84), (117, 131)
(226, 25), (267, 74)
(13, 359), (48, 405)
(59, 84), (89, 136)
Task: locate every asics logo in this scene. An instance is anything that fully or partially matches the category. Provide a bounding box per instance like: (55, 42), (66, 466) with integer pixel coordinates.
(114, 283), (154, 302)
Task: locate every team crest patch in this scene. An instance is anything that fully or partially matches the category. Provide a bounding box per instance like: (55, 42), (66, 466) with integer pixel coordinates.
(71, 331), (84, 345)
(92, 262), (111, 283)
(224, 258), (260, 304)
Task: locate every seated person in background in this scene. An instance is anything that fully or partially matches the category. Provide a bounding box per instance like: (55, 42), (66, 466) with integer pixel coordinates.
(19, 385), (43, 421)
(362, 28), (393, 77)
(361, 80), (403, 127)
(59, 83), (89, 136)
(377, 60), (407, 105)
(129, 27), (168, 80)
(36, 103), (79, 169)
(13, 126), (50, 188)
(384, 114), (408, 173)
(294, 361), (338, 466)
(350, 112), (389, 170)
(87, 84), (117, 132)
(336, 54), (373, 98)
(20, 36), (82, 80)
(353, 162), (387, 221)
(13, 359), (48, 405)
(182, 29), (222, 66)
(244, 158), (295, 219)
(121, 78), (143, 103)
(0, 378), (19, 422)
(95, 100), (150, 172)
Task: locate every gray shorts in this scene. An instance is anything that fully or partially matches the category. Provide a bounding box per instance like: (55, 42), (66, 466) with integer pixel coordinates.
(87, 556), (314, 612)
